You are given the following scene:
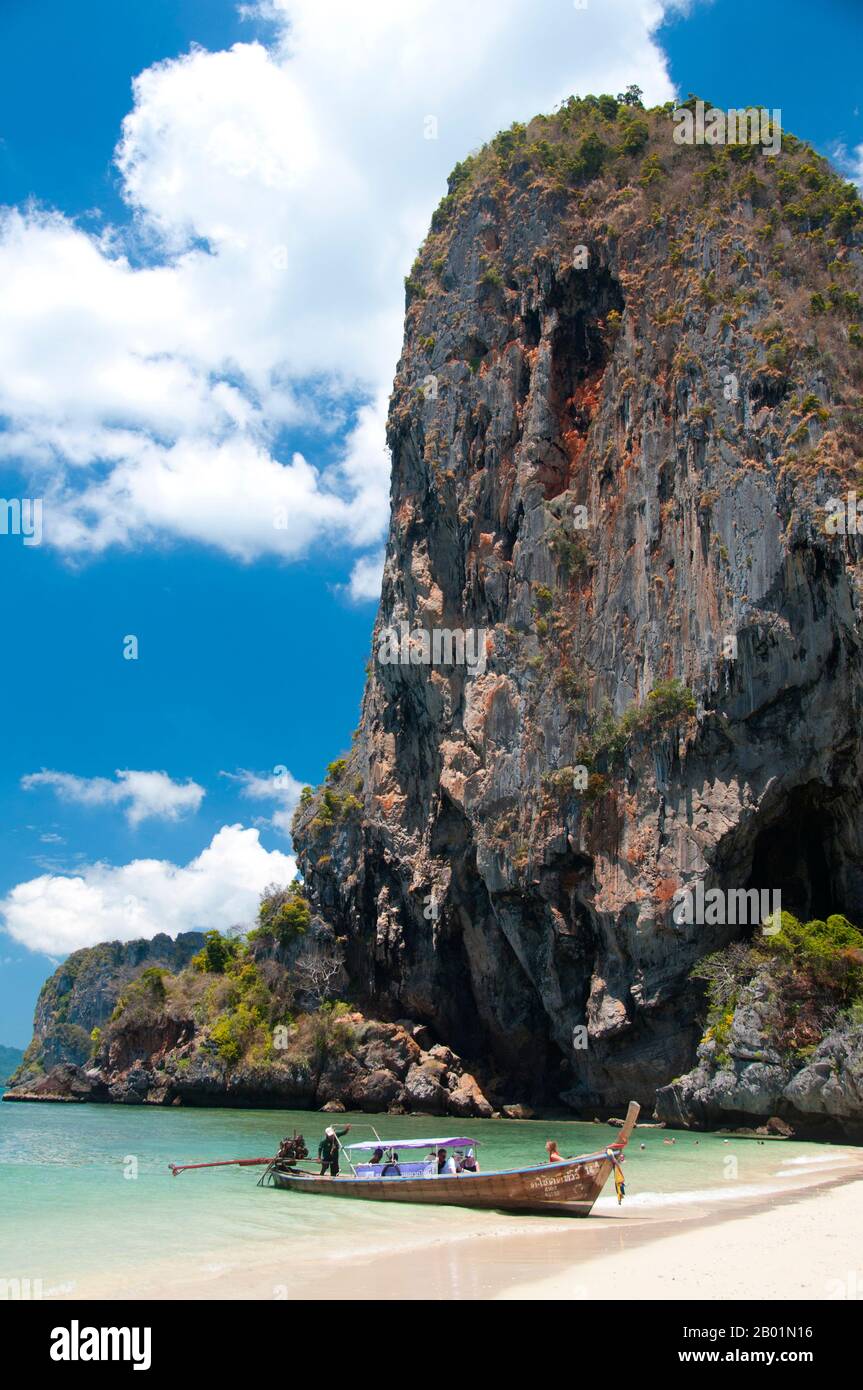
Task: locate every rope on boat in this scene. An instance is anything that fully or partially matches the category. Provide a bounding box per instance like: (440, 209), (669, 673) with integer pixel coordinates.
(605, 1147), (626, 1204)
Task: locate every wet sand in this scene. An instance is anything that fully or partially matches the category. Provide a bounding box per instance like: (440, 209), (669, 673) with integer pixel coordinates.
(63, 1149), (863, 1301)
(325, 1160), (863, 1302)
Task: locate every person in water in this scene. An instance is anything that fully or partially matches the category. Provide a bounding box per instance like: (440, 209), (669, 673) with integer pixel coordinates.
(545, 1140), (564, 1163)
(318, 1123), (352, 1176)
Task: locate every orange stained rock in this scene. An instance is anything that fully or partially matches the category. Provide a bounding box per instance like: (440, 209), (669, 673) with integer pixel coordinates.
(654, 877), (679, 905)
(573, 372), (603, 417)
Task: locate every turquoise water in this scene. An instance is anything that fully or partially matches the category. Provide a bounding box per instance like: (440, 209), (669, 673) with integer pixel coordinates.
(0, 1095), (854, 1296)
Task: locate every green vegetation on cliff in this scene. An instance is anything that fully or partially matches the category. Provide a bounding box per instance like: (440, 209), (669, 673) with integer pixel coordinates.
(191, 930), (240, 975)
(96, 885), (352, 1074)
(9, 932), (206, 1083)
(425, 93), (862, 259)
(250, 883), (311, 945)
(11, 891), (349, 1085)
(693, 911), (863, 1064)
(291, 748), (365, 844)
(576, 679), (697, 769)
(407, 90), (863, 488)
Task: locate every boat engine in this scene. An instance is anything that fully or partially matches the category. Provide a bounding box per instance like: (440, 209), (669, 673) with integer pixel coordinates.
(275, 1133), (308, 1165)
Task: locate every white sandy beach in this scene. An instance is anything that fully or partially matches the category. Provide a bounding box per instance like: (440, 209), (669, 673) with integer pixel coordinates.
(498, 1177), (863, 1301)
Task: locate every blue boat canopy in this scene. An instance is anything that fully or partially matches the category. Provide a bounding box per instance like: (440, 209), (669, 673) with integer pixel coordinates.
(346, 1136), (479, 1151)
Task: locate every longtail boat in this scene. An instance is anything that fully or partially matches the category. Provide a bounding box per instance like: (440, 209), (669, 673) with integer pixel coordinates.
(169, 1103), (640, 1214)
(259, 1100), (640, 1214)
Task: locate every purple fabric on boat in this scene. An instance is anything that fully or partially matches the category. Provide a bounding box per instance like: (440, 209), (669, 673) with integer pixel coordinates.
(346, 1136), (478, 1151)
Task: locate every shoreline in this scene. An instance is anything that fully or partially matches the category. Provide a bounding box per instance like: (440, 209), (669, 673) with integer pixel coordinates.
(54, 1149), (863, 1302)
(321, 1161), (863, 1302)
(4, 1089), (859, 1147)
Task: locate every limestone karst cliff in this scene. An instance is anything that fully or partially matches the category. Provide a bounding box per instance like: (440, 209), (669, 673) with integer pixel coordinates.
(9, 94), (863, 1133)
(293, 93), (863, 1120)
(6, 925), (493, 1116)
(11, 933), (206, 1079)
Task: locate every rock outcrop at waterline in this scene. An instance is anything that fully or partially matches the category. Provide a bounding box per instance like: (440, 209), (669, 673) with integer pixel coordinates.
(4, 1024), (493, 1117)
(294, 94), (863, 1118)
(656, 1010), (863, 1141)
(655, 912), (863, 1139)
(6, 928), (493, 1116)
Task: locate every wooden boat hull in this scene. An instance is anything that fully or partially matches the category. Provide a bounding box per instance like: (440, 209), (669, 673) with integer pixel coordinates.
(269, 1148), (620, 1215)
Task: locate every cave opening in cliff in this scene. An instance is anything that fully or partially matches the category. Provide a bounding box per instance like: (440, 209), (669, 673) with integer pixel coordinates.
(745, 783), (839, 926)
(537, 263), (624, 498)
(547, 264), (624, 399)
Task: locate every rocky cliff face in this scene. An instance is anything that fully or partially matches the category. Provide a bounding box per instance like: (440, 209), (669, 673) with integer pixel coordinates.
(653, 909), (863, 1138)
(10, 97), (863, 1130)
(6, 928), (493, 1116)
(295, 96), (863, 1116)
(11, 933), (205, 1083)
(656, 995), (863, 1141)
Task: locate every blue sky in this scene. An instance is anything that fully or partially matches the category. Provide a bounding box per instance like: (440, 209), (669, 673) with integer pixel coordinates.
(0, 0), (861, 1047)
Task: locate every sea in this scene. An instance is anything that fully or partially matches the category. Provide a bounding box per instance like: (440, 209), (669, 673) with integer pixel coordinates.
(0, 1090), (856, 1299)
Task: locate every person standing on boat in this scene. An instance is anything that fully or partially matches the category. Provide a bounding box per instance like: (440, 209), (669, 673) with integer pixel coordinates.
(318, 1124), (351, 1177)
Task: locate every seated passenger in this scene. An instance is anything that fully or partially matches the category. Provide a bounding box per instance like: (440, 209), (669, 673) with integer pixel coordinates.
(381, 1150), (401, 1176)
(370, 1147), (384, 1166)
(437, 1147), (458, 1175)
(458, 1150), (479, 1174)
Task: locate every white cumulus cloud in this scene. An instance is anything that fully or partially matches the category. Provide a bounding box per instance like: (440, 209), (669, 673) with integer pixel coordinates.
(0, 0), (678, 563)
(831, 140), (863, 191)
(22, 769), (206, 827)
(222, 766), (305, 836)
(344, 550), (386, 603)
(0, 825), (296, 955)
